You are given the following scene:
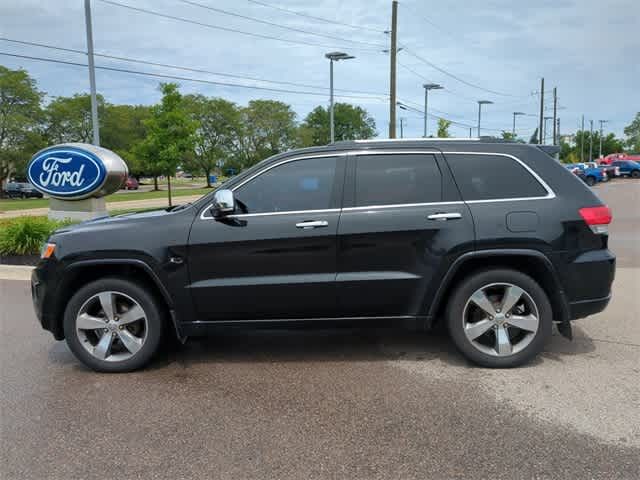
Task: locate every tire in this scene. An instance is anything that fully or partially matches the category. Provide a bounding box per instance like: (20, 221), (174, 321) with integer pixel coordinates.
(585, 176), (596, 187)
(632, 170), (640, 179)
(446, 269), (552, 368)
(63, 277), (164, 372)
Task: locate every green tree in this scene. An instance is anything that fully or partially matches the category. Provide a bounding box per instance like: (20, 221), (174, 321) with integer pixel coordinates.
(135, 83), (196, 205)
(101, 104), (152, 177)
(0, 66), (44, 193)
(183, 95), (241, 187)
(437, 118), (452, 138)
(623, 112), (640, 153)
(44, 93), (105, 144)
(501, 131), (517, 141)
(233, 100), (297, 169)
(299, 103), (376, 146)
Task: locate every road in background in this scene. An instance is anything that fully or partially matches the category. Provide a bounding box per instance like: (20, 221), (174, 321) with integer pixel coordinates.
(1, 181), (638, 479)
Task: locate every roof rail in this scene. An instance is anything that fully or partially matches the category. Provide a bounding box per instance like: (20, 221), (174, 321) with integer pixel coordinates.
(332, 137), (482, 145)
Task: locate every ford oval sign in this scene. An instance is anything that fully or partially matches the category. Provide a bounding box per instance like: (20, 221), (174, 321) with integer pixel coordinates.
(27, 143), (128, 200)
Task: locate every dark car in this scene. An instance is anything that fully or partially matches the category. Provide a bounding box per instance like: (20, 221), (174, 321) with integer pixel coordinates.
(611, 160), (640, 178)
(32, 140), (615, 372)
(3, 182), (44, 199)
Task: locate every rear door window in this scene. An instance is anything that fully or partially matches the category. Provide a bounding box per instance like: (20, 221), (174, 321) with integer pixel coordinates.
(354, 154), (442, 206)
(446, 154), (548, 201)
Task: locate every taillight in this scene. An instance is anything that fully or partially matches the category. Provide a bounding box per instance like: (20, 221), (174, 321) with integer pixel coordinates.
(579, 206), (612, 234)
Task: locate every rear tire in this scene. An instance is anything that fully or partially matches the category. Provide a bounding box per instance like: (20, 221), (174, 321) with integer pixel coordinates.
(63, 277), (164, 372)
(446, 269), (552, 368)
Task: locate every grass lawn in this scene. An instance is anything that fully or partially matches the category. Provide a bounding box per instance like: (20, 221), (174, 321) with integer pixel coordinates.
(0, 187), (212, 212)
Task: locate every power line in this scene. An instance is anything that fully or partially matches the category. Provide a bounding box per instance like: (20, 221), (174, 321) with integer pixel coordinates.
(244, 0), (385, 34)
(0, 37), (387, 97)
(397, 61), (477, 102)
(402, 48), (525, 98)
(96, 0), (380, 53)
(0, 51), (388, 101)
(176, 0), (386, 48)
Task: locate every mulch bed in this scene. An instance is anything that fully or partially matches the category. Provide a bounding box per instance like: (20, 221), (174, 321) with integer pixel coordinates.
(0, 254), (40, 266)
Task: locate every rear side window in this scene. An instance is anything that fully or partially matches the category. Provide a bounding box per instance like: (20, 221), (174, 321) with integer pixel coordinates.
(355, 154), (442, 206)
(446, 154), (547, 201)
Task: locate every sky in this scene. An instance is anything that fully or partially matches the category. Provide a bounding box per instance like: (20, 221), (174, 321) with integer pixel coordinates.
(1, 0), (638, 141)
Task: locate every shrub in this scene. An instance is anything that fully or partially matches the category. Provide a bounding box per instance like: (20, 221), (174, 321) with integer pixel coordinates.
(0, 216), (74, 256)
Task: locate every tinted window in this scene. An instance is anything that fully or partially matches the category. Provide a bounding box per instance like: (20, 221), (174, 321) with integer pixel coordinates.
(235, 157), (337, 214)
(355, 154), (442, 206)
(446, 154), (547, 200)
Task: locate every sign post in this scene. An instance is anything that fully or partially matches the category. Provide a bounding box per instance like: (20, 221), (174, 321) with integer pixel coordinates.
(27, 143), (128, 221)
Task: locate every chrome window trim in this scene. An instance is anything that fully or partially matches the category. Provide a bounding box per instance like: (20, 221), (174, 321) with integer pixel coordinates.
(342, 201), (464, 212)
(199, 149), (556, 220)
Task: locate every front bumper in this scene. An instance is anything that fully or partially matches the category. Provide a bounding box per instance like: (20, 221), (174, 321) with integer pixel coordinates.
(31, 260), (64, 340)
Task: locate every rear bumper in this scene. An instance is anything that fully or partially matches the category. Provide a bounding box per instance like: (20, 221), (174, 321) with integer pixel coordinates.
(569, 294), (611, 320)
(563, 249), (615, 320)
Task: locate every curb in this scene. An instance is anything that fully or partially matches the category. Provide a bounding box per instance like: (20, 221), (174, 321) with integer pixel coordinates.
(0, 265), (34, 281)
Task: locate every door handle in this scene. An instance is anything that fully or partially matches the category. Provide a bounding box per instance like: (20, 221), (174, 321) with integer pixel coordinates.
(296, 220), (329, 229)
(427, 212), (462, 221)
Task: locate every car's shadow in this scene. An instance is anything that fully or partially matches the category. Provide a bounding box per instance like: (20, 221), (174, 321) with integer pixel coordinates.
(144, 321), (597, 371)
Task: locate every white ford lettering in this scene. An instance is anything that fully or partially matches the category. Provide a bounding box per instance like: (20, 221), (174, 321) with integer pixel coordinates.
(39, 156), (86, 188)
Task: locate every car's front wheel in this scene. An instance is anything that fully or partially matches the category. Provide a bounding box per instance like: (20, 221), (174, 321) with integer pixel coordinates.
(585, 176), (596, 186)
(446, 269), (552, 368)
(632, 170), (640, 178)
(63, 278), (164, 372)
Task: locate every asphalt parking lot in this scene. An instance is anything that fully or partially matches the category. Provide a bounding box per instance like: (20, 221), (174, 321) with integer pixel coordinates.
(1, 180), (639, 479)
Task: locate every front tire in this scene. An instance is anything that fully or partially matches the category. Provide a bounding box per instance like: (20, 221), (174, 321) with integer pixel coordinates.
(632, 170), (640, 179)
(446, 269), (552, 368)
(585, 176), (596, 186)
(63, 278), (164, 372)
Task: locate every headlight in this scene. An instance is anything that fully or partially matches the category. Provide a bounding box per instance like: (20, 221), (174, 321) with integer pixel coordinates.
(41, 243), (56, 259)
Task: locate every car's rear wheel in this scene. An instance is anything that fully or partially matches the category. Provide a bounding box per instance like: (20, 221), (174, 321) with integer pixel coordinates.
(632, 170), (640, 178)
(585, 176), (596, 186)
(63, 278), (164, 372)
(446, 269), (552, 368)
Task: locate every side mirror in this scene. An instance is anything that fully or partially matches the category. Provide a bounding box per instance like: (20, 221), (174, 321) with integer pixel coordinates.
(212, 189), (235, 217)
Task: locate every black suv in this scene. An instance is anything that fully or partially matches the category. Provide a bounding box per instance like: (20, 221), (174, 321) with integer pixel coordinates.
(31, 140), (615, 372)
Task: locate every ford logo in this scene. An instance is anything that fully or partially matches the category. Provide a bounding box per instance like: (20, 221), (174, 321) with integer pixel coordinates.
(27, 144), (127, 200)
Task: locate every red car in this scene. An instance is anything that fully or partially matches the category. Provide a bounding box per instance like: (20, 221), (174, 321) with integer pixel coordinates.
(121, 176), (139, 190)
(600, 153), (640, 165)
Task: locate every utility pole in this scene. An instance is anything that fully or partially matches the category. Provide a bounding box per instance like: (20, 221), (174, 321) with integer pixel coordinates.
(589, 119), (594, 161)
(84, 0), (100, 146)
(598, 119), (608, 158)
(556, 117), (561, 160)
(400, 117), (404, 138)
(469, 127), (472, 138)
(580, 115), (585, 162)
(388, 0), (398, 138)
(552, 87), (557, 145)
(538, 77), (544, 144)
(477, 100), (493, 136)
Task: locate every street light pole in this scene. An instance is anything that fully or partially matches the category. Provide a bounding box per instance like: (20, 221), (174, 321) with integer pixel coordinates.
(598, 119), (608, 159)
(477, 100), (493, 136)
(512, 111), (525, 136)
(84, 0), (100, 146)
(589, 119), (594, 161)
(543, 116), (553, 144)
(325, 52), (355, 144)
(400, 117), (404, 138)
(423, 83), (443, 137)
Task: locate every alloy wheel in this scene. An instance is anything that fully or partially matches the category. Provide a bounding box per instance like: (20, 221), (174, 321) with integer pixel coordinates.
(75, 291), (148, 362)
(462, 283), (539, 357)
